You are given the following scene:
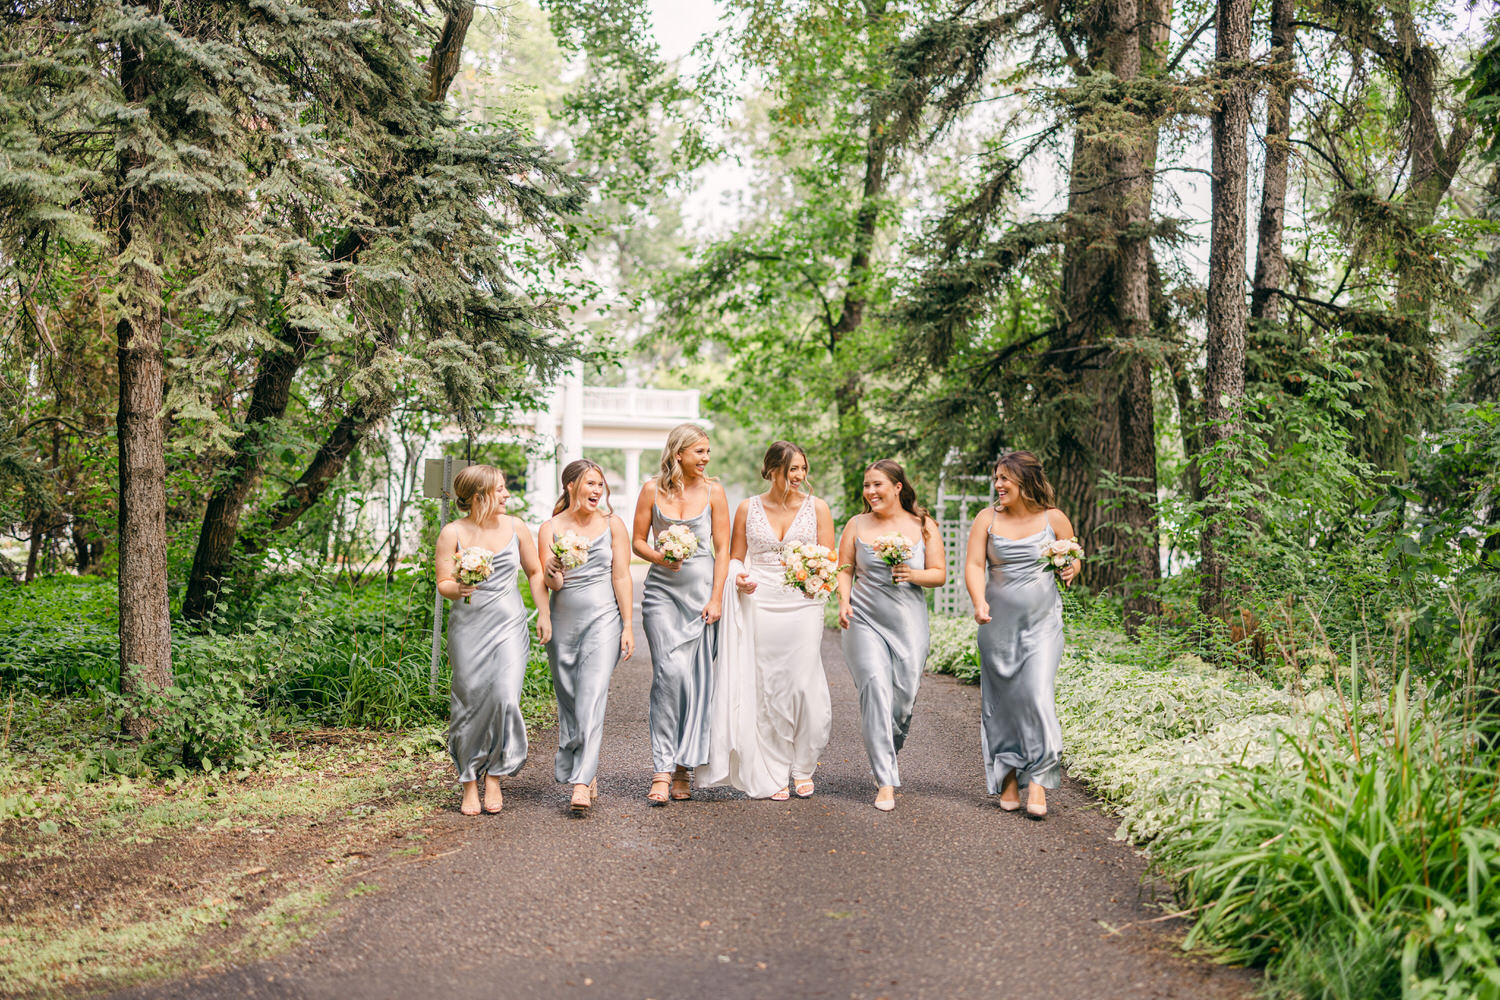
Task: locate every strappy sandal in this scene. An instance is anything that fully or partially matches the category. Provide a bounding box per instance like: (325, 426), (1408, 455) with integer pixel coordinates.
(670, 767), (692, 801)
(771, 787), (790, 801)
(647, 772), (671, 806)
(794, 780), (815, 798)
(570, 783), (592, 815)
(483, 778), (503, 814)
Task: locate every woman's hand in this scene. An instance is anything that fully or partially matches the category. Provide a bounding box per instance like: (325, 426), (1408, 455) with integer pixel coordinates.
(891, 563), (912, 584)
(455, 583), (476, 601)
(735, 572), (757, 596)
(838, 600), (852, 629)
(657, 551), (682, 572)
(973, 601), (992, 625)
(702, 598), (722, 625)
(535, 614), (552, 644)
(620, 630), (634, 661)
(545, 554), (565, 578)
(1059, 560), (1081, 587)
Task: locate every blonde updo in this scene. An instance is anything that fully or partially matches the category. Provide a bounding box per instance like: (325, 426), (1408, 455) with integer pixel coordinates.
(656, 422), (710, 498)
(453, 464), (507, 524)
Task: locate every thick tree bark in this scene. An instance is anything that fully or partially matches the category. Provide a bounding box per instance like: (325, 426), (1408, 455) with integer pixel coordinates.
(830, 122), (888, 513)
(1199, 0), (1253, 620)
(181, 327), (315, 620)
(1250, 0), (1292, 325)
(115, 4), (173, 732)
(1052, 0), (1161, 619)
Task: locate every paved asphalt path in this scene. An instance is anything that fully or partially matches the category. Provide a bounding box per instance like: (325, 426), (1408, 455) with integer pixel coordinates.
(124, 616), (1256, 1000)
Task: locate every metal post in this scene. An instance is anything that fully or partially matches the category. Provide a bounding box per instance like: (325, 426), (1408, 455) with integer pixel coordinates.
(429, 455), (453, 698)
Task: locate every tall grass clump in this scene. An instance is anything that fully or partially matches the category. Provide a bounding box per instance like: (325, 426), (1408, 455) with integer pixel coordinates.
(1155, 670), (1500, 1000)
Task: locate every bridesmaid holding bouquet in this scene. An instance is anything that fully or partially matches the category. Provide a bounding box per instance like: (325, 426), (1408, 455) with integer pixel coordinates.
(538, 459), (635, 815)
(836, 460), (946, 812)
(435, 466), (550, 816)
(632, 423), (731, 805)
(962, 451), (1080, 819)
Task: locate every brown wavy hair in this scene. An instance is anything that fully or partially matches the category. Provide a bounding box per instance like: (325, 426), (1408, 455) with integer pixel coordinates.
(992, 450), (1057, 511)
(454, 464), (507, 524)
(760, 441), (808, 483)
(861, 459), (932, 525)
(552, 458), (613, 517)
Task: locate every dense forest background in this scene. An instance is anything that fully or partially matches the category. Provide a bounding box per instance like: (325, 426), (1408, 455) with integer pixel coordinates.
(2, 1), (1498, 996)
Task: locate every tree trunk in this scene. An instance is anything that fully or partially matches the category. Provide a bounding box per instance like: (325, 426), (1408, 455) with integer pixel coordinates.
(115, 10), (172, 731)
(1199, 0), (1253, 620)
(181, 327), (315, 621)
(1250, 0), (1292, 325)
(1052, 0), (1161, 616)
(427, 3), (474, 102)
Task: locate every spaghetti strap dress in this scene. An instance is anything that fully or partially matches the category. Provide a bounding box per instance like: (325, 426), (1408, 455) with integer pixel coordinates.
(841, 536), (929, 788)
(977, 519), (1064, 791)
(642, 503), (717, 773)
(446, 534), (530, 781)
(546, 529), (622, 785)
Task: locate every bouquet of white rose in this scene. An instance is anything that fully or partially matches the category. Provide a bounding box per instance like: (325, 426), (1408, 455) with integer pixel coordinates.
(454, 546), (495, 603)
(780, 541), (842, 601)
(550, 530), (590, 570)
(869, 532), (915, 575)
(658, 524), (699, 564)
(1037, 538), (1084, 576)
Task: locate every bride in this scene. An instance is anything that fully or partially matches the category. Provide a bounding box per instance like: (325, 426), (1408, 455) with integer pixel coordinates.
(700, 441), (835, 800)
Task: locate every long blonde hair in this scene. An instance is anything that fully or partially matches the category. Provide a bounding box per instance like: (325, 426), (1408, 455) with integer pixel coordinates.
(552, 458), (613, 516)
(656, 422), (709, 497)
(454, 464), (507, 525)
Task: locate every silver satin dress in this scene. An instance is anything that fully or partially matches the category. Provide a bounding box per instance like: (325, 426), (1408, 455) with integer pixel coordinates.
(546, 530), (622, 785)
(978, 523), (1064, 791)
(446, 535), (529, 782)
(642, 503), (718, 773)
(842, 538), (929, 788)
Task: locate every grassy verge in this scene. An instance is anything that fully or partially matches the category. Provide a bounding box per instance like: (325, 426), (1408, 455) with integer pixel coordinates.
(0, 574), (559, 996)
(926, 612), (1500, 1000)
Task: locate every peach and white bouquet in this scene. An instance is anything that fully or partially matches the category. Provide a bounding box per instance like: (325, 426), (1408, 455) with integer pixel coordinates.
(1037, 538), (1084, 576)
(657, 524), (699, 564)
(870, 532), (915, 574)
(550, 530), (590, 570)
(780, 541), (842, 601)
(454, 546), (495, 603)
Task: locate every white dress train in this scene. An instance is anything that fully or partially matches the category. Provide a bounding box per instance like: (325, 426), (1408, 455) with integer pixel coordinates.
(699, 495), (831, 798)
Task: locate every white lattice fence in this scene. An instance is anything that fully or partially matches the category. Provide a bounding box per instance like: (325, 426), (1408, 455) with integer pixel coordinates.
(932, 467), (991, 619)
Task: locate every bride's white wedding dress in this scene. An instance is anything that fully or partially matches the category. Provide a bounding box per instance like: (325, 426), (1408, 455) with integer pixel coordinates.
(699, 495), (832, 798)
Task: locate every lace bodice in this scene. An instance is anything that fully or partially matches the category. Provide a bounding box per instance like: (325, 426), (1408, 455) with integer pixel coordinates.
(745, 494), (818, 575)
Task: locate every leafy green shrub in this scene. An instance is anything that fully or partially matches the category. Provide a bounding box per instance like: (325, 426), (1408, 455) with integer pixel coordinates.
(926, 616), (980, 682)
(0, 577), (117, 694)
(107, 612), (332, 774)
(1157, 678), (1500, 1000)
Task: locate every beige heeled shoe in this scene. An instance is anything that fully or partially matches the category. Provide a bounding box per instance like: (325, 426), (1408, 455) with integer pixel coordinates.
(873, 786), (895, 812)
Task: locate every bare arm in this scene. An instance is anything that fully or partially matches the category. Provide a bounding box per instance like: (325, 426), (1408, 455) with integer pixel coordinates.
(814, 498), (835, 550)
(434, 522), (474, 601)
(632, 479), (673, 569)
(836, 518), (859, 629)
(891, 517), (945, 588)
(1048, 508), (1082, 586)
(730, 500), (756, 596)
(537, 519), (565, 593)
(609, 516), (635, 660)
(703, 482), (731, 623)
(965, 513), (992, 623)
(514, 518), (551, 643)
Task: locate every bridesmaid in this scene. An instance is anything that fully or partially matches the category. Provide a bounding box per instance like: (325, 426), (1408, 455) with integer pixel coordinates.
(836, 460), (945, 812)
(963, 450), (1080, 819)
(632, 423), (730, 805)
(537, 459), (635, 815)
(435, 465), (550, 816)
